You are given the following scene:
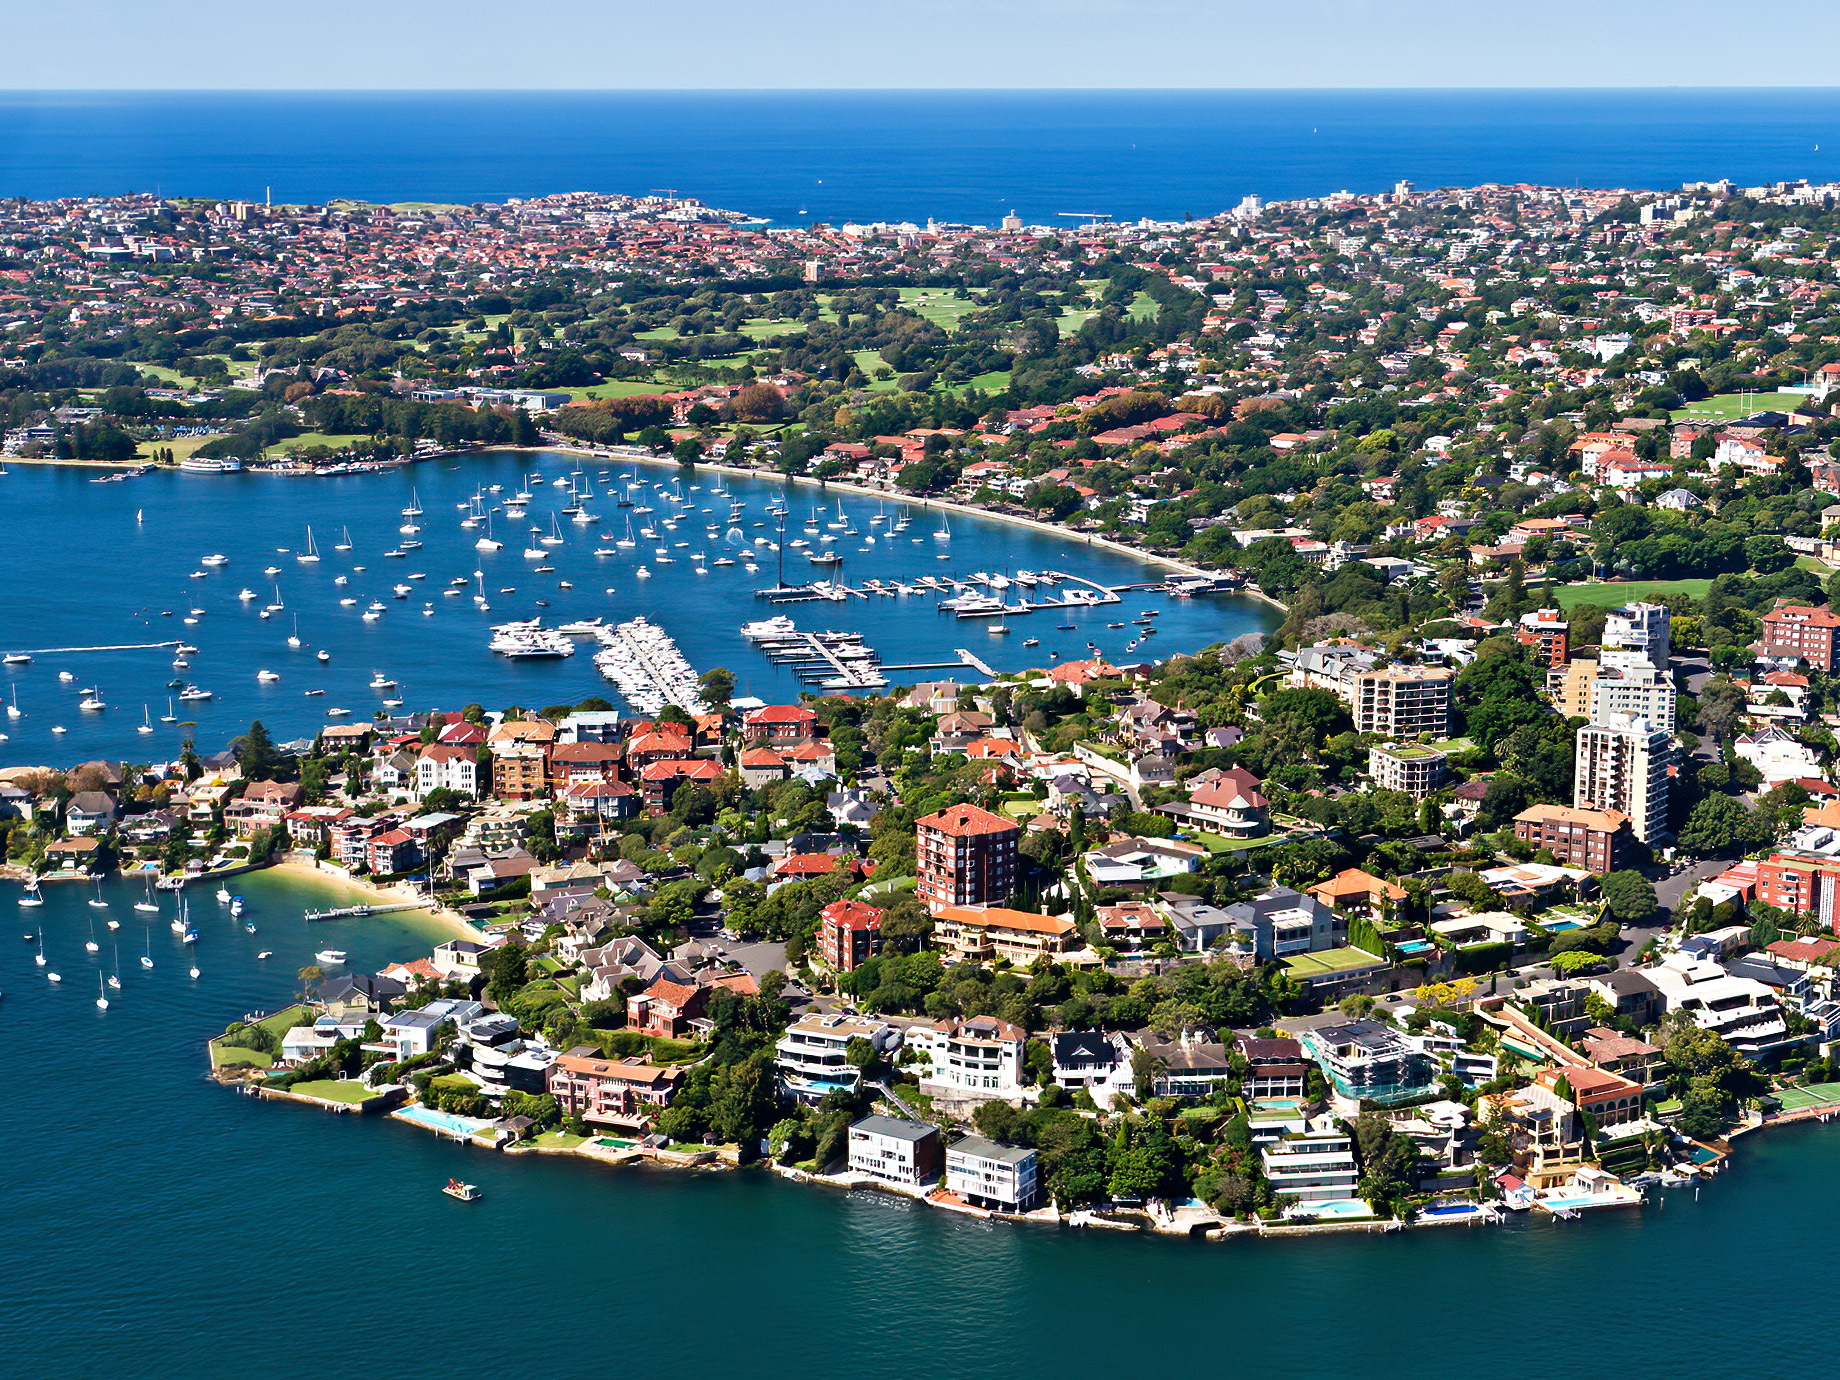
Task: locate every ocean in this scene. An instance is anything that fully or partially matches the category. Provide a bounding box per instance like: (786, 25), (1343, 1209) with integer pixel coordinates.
(0, 453), (1277, 766)
(4, 89), (1840, 222)
(2, 867), (1835, 1380)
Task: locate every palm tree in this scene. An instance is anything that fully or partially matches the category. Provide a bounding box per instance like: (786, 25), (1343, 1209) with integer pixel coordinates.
(297, 964), (324, 1000)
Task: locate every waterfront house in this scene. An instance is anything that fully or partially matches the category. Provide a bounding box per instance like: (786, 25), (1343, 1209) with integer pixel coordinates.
(431, 938), (494, 977)
(65, 791), (117, 836)
(1051, 1030), (1133, 1104)
(776, 1014), (898, 1101)
(1233, 1035), (1311, 1099)
(945, 1135), (1040, 1211)
(1131, 1028), (1233, 1100)
(847, 1114), (943, 1187)
(45, 837), (102, 873)
(1262, 1129), (1360, 1205)
(547, 1049), (685, 1130)
(912, 1016), (1028, 1105)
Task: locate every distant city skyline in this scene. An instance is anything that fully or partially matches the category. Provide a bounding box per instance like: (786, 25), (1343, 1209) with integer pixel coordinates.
(3, 0), (1836, 90)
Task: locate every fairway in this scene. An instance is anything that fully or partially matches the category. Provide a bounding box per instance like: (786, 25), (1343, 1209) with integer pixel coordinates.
(1556, 578), (1712, 610)
(1670, 390), (1808, 422)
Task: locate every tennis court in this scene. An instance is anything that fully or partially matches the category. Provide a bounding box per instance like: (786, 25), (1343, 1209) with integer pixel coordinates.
(1774, 1083), (1840, 1112)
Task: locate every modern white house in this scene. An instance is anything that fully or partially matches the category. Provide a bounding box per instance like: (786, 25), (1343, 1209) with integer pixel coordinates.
(946, 1135), (1039, 1211)
(911, 1016), (1028, 1104)
(1262, 1129), (1361, 1204)
(775, 1014), (898, 1102)
(1644, 951), (1788, 1056)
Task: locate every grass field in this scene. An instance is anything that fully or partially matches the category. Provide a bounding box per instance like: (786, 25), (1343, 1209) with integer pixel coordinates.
(1282, 947), (1386, 979)
(898, 287), (981, 331)
(1671, 390), (1809, 422)
(208, 1003), (312, 1069)
(1555, 578), (1713, 610)
(288, 1079), (375, 1104)
(136, 433), (221, 463)
(1189, 830), (1272, 853)
(274, 431), (367, 454)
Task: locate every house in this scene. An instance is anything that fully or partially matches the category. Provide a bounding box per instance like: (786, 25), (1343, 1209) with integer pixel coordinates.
(1645, 951), (1789, 1056)
(738, 746), (790, 788)
(776, 1014), (899, 1101)
(1051, 1030), (1133, 1103)
(365, 828), (420, 875)
(1309, 868), (1408, 923)
(1131, 1028), (1233, 1099)
(626, 974), (709, 1039)
(848, 1115), (943, 1187)
(742, 704), (820, 745)
(911, 1016), (1028, 1104)
(1082, 836), (1206, 891)
(65, 791), (117, 836)
(1095, 900), (1166, 955)
(547, 1049), (685, 1129)
(946, 1135), (1039, 1211)
(1262, 1130), (1360, 1205)
(1233, 1035), (1312, 1099)
(1225, 887), (1346, 961)
(1533, 1065), (1644, 1129)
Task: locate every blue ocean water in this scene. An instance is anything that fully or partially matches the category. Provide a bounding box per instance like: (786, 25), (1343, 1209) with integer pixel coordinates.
(0, 453), (1275, 765)
(3, 868), (1838, 1380)
(4, 90), (1840, 222)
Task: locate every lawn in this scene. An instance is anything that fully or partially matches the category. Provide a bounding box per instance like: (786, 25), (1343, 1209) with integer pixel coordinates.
(1555, 578), (1712, 610)
(288, 1079), (375, 1104)
(1126, 291), (1161, 322)
(898, 287), (981, 331)
(136, 432), (222, 464)
(1671, 390), (1809, 422)
(1188, 831), (1272, 854)
(853, 350), (902, 391)
(209, 1004), (312, 1069)
(274, 431), (367, 454)
(738, 317), (809, 342)
(1282, 947), (1386, 979)
(529, 1131), (589, 1149)
(569, 380), (672, 401)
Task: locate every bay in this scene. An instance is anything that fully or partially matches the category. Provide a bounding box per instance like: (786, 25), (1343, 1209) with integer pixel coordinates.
(1, 868), (1832, 1380)
(4, 90), (1840, 224)
(0, 452), (1276, 766)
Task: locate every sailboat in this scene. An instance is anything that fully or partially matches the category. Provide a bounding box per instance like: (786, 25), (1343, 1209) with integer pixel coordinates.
(85, 921), (99, 953)
(141, 930), (154, 969)
(288, 615), (302, 649)
(138, 705), (154, 735)
(542, 513), (565, 546)
(96, 974), (109, 1010)
(79, 685), (105, 713)
(89, 879), (108, 909)
(935, 516), (952, 541)
(108, 944), (121, 989)
(160, 697), (177, 724)
(34, 932), (45, 966)
(617, 516), (637, 549)
(4, 687), (18, 719)
(136, 877), (159, 914)
(474, 512), (502, 552)
(297, 526), (320, 564)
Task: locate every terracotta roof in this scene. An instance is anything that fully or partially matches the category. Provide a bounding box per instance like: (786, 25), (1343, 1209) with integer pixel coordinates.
(917, 802), (1018, 838)
(936, 905), (1074, 936)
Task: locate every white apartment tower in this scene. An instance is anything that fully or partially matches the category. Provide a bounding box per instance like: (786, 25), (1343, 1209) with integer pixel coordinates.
(1574, 713), (1672, 845)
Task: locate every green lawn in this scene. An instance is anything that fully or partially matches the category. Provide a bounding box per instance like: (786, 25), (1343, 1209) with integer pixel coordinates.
(1282, 947), (1386, 978)
(1671, 391), (1809, 422)
(209, 1004), (312, 1069)
(1126, 291), (1160, 322)
(898, 287), (981, 331)
(1555, 579), (1712, 610)
(738, 317), (808, 342)
(529, 1131), (589, 1149)
(853, 350), (901, 391)
(568, 379), (672, 401)
(634, 326), (681, 342)
(274, 431), (367, 454)
(288, 1079), (375, 1104)
(136, 433), (222, 463)
(1189, 831), (1272, 854)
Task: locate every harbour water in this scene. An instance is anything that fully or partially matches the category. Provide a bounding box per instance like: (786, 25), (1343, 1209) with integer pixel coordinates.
(3, 868), (1836, 1380)
(6, 89), (1840, 224)
(0, 452), (1276, 765)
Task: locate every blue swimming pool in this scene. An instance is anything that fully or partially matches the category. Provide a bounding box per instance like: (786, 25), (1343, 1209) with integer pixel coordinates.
(1543, 918), (1586, 932)
(1396, 940), (1434, 955)
(1420, 1202), (1483, 1218)
(396, 1105), (496, 1136)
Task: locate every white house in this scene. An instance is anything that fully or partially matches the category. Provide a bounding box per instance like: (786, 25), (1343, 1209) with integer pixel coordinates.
(911, 1016), (1028, 1104)
(945, 1134), (1040, 1211)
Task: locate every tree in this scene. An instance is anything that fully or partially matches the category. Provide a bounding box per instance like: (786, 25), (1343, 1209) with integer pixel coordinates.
(296, 964), (324, 999)
(1599, 870), (1656, 925)
(878, 892), (933, 955)
(1696, 676), (1747, 744)
(698, 667), (735, 713)
(234, 720), (281, 781)
(1677, 793), (1765, 858)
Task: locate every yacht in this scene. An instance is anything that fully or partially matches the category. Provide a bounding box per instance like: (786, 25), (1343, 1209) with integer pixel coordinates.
(297, 527), (321, 563)
(257, 670), (280, 683)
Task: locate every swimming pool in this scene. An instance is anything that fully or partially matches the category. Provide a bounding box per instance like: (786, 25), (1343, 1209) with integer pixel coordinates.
(396, 1105), (496, 1136)
(1543, 918), (1586, 933)
(1396, 940), (1434, 955)
(1420, 1202), (1484, 1218)
(1288, 1198), (1374, 1220)
(1538, 1194), (1595, 1211)
(596, 1136), (638, 1149)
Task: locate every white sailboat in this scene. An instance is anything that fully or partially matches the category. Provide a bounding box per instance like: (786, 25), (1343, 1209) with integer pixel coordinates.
(141, 930), (154, 969)
(96, 974), (109, 1010)
(288, 615), (302, 649)
(136, 877), (159, 914)
(297, 526), (320, 564)
(138, 705), (153, 735)
(474, 512), (502, 552)
(160, 697), (177, 724)
(935, 516), (952, 541)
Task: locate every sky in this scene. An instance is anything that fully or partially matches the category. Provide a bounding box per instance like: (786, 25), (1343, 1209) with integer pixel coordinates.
(5, 0), (1839, 89)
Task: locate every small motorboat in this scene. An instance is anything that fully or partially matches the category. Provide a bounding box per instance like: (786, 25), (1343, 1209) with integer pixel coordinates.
(442, 1180), (483, 1202)
(314, 949), (347, 964)
(257, 950), (273, 960)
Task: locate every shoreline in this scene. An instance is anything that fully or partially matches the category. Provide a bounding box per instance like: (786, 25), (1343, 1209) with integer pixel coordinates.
(260, 858), (484, 943)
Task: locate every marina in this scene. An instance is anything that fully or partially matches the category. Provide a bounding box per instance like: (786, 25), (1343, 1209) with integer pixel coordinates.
(0, 453), (1277, 761)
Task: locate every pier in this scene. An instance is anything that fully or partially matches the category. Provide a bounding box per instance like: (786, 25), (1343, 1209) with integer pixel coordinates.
(303, 901), (428, 922)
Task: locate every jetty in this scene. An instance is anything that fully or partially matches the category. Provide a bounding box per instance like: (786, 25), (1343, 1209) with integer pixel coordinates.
(304, 901), (428, 922)
(593, 617), (706, 715)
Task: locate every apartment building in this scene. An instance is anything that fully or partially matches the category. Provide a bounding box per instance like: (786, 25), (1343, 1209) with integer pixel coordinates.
(1368, 743), (1448, 798)
(1353, 664), (1454, 737)
(1588, 664), (1677, 733)
(1261, 1130), (1360, 1204)
(1516, 607), (1571, 667)
(1760, 602), (1840, 670)
(1603, 601), (1671, 669)
(848, 1115), (943, 1187)
(1512, 802), (1632, 874)
(1574, 713), (1671, 844)
(945, 1135), (1040, 1211)
(1754, 849), (1840, 928)
(815, 898), (885, 972)
(1300, 1020), (1436, 1105)
(932, 905), (1080, 966)
(915, 802), (1020, 912)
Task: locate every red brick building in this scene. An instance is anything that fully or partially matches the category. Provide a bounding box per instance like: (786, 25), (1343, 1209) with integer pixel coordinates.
(1511, 803), (1631, 875)
(1760, 603), (1840, 671)
(817, 898), (884, 972)
(1755, 850), (1840, 928)
(546, 1049), (686, 1129)
(916, 802), (1020, 913)
(742, 704), (820, 745)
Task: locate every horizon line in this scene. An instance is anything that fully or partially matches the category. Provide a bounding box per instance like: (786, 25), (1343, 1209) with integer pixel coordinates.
(7, 85), (1840, 95)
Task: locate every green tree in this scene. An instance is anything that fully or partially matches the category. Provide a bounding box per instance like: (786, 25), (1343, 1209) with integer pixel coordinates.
(1599, 870), (1657, 925)
(234, 719), (281, 781)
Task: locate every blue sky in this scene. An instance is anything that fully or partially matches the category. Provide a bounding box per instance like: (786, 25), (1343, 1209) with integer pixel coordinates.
(6, 0), (1833, 88)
